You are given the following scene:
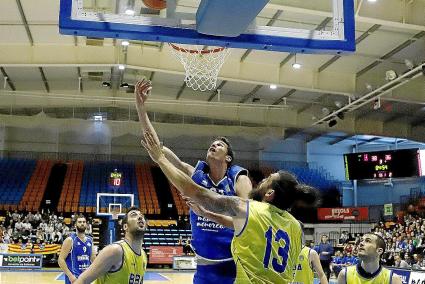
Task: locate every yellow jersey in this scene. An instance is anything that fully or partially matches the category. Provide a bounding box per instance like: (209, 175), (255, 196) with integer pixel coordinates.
(291, 246), (314, 284)
(231, 200), (302, 284)
(95, 240), (147, 284)
(346, 264), (392, 284)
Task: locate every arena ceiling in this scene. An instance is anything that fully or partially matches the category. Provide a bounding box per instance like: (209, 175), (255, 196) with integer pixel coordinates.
(0, 0), (425, 144)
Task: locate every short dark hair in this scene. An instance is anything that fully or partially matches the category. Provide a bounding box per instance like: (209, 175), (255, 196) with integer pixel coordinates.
(212, 136), (234, 166)
(74, 214), (86, 225)
(367, 233), (386, 254)
(270, 171), (321, 210)
(122, 206), (143, 228)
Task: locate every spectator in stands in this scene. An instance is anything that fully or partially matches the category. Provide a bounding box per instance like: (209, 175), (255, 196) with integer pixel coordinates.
(382, 251), (395, 266)
(331, 250), (344, 277)
(339, 231), (349, 244)
(36, 229), (44, 242)
(183, 236), (192, 255)
(14, 218), (23, 233)
(136, 80), (253, 284)
(27, 212), (34, 225)
(404, 252), (413, 266)
(394, 253), (409, 268)
(412, 253), (425, 270)
(2, 230), (10, 244)
(11, 210), (20, 224)
(58, 213), (64, 223)
(33, 211), (42, 226)
(52, 231), (63, 244)
(177, 215), (184, 229)
(316, 234), (334, 281)
(342, 251), (358, 266)
(45, 222), (54, 242)
(177, 235), (184, 246)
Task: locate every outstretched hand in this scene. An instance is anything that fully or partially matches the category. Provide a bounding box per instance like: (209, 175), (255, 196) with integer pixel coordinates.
(135, 79), (152, 110)
(141, 131), (164, 163)
(182, 195), (209, 217)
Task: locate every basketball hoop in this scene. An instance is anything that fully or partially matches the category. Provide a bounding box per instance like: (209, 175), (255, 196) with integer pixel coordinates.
(168, 43), (230, 92)
(111, 212), (119, 220)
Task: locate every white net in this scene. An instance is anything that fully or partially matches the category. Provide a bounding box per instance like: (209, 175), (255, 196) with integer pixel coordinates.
(169, 43), (230, 92)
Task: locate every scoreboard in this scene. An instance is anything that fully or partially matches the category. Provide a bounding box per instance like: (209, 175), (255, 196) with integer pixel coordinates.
(109, 170), (122, 187)
(344, 149), (423, 180)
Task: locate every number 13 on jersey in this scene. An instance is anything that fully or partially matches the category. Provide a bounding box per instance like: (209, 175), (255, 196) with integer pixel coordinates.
(263, 226), (291, 273)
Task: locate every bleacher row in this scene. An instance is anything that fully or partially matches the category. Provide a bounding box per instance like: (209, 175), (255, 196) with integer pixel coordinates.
(0, 159), (36, 211)
(0, 158), (186, 215)
(0, 158), (338, 214)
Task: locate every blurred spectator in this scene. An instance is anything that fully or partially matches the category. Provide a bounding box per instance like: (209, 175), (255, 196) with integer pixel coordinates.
(339, 231), (349, 244)
(412, 253), (425, 270)
(394, 253), (409, 268)
(331, 251), (344, 276)
(316, 234), (334, 281)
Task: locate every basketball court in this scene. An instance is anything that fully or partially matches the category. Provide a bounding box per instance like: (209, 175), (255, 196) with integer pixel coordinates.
(0, 269), (340, 283)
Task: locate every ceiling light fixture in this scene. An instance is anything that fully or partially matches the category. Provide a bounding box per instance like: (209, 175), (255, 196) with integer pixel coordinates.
(121, 40), (130, 46)
(118, 64), (126, 70)
(365, 83), (373, 92)
(125, 0), (135, 15)
(404, 59), (414, 70)
(292, 54), (302, 69)
(385, 70), (398, 81)
(321, 107), (330, 115)
(3, 76), (7, 89)
(78, 76), (82, 92)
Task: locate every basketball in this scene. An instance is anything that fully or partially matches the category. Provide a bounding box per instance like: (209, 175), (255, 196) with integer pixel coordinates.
(142, 0), (167, 10)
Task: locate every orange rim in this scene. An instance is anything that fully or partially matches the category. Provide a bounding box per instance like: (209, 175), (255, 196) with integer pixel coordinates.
(169, 43), (226, 54)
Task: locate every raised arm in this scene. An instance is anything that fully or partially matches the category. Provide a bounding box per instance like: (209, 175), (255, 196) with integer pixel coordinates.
(135, 79), (194, 175)
(142, 131), (247, 223)
(74, 244), (123, 284)
(183, 174), (252, 229)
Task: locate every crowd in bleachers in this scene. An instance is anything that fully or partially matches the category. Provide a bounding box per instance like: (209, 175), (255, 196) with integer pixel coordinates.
(375, 214), (425, 269)
(0, 210), (93, 248)
(329, 213), (425, 275)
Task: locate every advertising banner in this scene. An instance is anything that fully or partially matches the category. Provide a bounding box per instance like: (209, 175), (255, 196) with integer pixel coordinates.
(409, 271), (425, 284)
(7, 244), (60, 255)
(391, 268), (411, 284)
(149, 246), (184, 264)
(317, 207), (369, 221)
(0, 254), (42, 268)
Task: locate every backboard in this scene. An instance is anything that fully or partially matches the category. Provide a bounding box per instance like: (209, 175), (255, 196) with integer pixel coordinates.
(96, 193), (134, 217)
(59, 0), (355, 54)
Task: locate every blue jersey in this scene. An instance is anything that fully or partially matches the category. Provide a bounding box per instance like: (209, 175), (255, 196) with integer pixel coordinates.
(65, 233), (93, 282)
(190, 161), (247, 260)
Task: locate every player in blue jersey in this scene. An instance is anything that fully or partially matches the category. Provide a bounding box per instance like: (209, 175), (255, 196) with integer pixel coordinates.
(135, 79), (253, 284)
(58, 214), (95, 284)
